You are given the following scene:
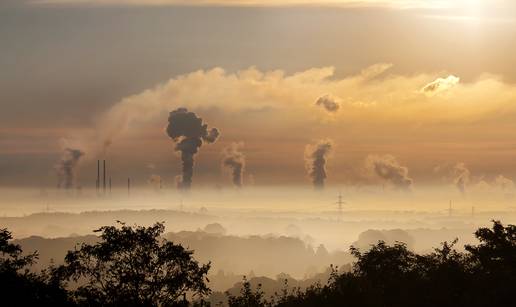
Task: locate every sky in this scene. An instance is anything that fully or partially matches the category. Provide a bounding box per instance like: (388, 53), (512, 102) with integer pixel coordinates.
(1, 0), (516, 191)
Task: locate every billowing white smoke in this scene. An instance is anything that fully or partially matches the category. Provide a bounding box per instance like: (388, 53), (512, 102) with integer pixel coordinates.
(451, 162), (470, 196)
(493, 175), (514, 191)
(365, 154), (412, 190)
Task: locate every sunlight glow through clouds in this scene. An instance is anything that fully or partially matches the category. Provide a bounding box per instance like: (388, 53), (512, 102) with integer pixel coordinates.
(32, 0), (452, 9)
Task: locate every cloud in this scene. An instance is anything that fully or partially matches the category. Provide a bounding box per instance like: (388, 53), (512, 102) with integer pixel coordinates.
(94, 64), (516, 155)
(421, 75), (460, 94)
(364, 154), (412, 190)
(359, 63), (393, 80)
(315, 95), (340, 113)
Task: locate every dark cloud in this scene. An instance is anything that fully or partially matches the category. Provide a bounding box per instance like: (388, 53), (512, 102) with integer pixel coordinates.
(55, 148), (84, 189)
(365, 155), (412, 190)
(223, 142), (245, 187)
(166, 108), (220, 189)
(315, 95), (340, 113)
(305, 140), (333, 189)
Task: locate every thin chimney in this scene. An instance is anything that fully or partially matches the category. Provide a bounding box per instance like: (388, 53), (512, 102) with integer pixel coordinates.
(127, 178), (131, 196)
(103, 160), (106, 194)
(97, 160), (100, 193)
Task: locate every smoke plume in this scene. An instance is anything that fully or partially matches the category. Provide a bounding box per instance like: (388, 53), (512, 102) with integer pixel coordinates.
(494, 175), (514, 191)
(315, 95), (340, 113)
(166, 108), (220, 189)
(148, 174), (162, 190)
(305, 140), (333, 189)
(223, 142), (246, 187)
(365, 155), (412, 190)
(55, 148), (84, 189)
(452, 162), (470, 196)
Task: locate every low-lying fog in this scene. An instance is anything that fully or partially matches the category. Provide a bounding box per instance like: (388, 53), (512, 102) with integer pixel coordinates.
(2, 186), (515, 288)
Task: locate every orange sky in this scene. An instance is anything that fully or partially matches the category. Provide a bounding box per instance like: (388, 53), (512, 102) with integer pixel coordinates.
(1, 0), (516, 190)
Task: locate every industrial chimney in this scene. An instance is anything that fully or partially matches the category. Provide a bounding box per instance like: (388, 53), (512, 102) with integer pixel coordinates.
(103, 160), (106, 195)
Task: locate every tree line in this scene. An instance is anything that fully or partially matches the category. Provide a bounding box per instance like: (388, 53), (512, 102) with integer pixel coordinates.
(1, 220), (514, 306)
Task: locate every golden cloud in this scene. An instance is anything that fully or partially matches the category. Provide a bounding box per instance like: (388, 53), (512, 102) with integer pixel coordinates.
(96, 64), (516, 153)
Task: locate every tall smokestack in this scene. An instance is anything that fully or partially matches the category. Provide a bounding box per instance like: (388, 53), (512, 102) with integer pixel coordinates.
(127, 178), (131, 196)
(103, 160), (106, 194)
(97, 160), (100, 193)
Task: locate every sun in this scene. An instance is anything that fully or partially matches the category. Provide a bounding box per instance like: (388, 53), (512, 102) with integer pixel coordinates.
(457, 0), (485, 14)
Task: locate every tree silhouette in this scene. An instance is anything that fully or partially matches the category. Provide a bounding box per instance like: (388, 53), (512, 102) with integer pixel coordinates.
(226, 220), (515, 307)
(1, 220), (514, 307)
(55, 222), (211, 306)
(465, 220), (516, 306)
(0, 228), (70, 306)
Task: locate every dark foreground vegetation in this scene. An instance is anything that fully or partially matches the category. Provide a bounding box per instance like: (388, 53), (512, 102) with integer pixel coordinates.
(1, 221), (514, 307)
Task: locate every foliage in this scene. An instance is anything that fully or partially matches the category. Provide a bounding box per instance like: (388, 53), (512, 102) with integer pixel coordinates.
(226, 220), (515, 307)
(55, 221), (211, 306)
(1, 220), (514, 307)
(226, 276), (268, 307)
(0, 228), (70, 306)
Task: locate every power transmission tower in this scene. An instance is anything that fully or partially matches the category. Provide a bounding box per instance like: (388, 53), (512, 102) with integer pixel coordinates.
(335, 191), (346, 219)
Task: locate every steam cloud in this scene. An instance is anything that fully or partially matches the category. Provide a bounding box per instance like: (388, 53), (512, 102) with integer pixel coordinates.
(223, 142), (246, 187)
(166, 108), (220, 189)
(315, 95), (340, 113)
(148, 174), (162, 189)
(305, 140), (333, 189)
(435, 163), (513, 195)
(365, 155), (412, 190)
(55, 148), (84, 189)
(452, 162), (470, 196)
(494, 175), (514, 191)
